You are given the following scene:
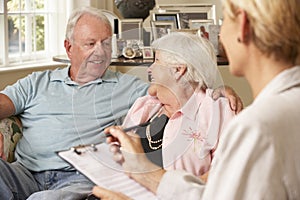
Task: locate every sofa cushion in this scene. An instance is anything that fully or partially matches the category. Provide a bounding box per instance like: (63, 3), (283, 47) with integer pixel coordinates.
(0, 116), (22, 162)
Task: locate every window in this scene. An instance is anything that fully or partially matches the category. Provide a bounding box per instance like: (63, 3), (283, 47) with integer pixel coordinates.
(0, 0), (65, 67)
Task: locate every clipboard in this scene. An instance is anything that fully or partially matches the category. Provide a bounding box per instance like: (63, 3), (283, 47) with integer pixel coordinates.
(57, 143), (157, 200)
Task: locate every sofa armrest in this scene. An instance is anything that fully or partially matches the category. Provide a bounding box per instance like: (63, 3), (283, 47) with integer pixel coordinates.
(0, 116), (22, 162)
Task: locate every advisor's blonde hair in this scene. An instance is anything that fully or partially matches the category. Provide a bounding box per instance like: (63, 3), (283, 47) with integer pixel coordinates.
(222, 0), (300, 64)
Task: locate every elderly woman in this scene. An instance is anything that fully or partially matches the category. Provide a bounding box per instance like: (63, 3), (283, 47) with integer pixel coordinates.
(118, 32), (236, 178)
(93, 0), (300, 199)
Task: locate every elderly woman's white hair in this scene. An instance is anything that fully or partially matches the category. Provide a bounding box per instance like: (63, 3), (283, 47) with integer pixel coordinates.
(151, 32), (220, 89)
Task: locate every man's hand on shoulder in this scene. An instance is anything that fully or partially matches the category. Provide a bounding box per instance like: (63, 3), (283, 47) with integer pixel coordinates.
(212, 85), (244, 114)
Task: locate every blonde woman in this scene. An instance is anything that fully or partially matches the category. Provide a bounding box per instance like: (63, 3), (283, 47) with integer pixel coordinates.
(94, 0), (300, 199)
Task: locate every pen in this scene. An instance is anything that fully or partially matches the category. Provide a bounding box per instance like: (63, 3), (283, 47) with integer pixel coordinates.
(106, 121), (150, 137)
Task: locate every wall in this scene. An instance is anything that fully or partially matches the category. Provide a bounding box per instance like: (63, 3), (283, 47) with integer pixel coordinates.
(218, 66), (253, 106)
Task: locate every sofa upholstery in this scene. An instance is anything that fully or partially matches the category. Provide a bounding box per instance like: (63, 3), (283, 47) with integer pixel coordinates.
(0, 116), (22, 162)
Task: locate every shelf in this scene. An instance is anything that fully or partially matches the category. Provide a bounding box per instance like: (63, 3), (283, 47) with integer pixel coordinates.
(53, 55), (228, 66)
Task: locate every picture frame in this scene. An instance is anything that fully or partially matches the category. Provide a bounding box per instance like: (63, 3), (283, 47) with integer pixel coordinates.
(208, 25), (222, 56)
(155, 4), (215, 19)
(101, 9), (120, 34)
(189, 19), (214, 29)
(188, 19), (214, 39)
(153, 4), (216, 29)
(151, 11), (181, 29)
(178, 12), (208, 29)
(142, 46), (154, 59)
(151, 20), (176, 40)
(119, 18), (143, 41)
(168, 28), (201, 36)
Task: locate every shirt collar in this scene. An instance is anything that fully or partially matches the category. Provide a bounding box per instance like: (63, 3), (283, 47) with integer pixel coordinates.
(179, 87), (206, 120)
(50, 65), (118, 86)
(254, 65), (300, 104)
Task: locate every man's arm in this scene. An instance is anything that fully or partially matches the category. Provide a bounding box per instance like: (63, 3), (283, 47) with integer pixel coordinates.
(213, 85), (244, 113)
(0, 93), (15, 120)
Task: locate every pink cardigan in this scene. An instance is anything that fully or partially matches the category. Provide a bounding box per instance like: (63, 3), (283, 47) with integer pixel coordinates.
(123, 89), (235, 176)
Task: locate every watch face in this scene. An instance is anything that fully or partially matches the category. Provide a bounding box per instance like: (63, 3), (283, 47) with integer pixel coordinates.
(122, 47), (136, 59)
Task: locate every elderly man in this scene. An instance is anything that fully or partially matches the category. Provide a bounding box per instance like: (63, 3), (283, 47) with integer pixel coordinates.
(0, 7), (148, 200)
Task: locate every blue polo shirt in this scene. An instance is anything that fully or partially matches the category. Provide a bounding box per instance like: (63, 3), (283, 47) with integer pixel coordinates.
(1, 66), (149, 171)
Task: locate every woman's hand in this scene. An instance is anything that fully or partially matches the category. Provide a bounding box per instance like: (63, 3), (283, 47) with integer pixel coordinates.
(199, 171), (209, 183)
(92, 186), (132, 200)
(104, 126), (161, 174)
(104, 126), (166, 193)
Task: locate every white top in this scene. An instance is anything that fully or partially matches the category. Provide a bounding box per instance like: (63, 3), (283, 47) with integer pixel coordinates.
(156, 66), (300, 200)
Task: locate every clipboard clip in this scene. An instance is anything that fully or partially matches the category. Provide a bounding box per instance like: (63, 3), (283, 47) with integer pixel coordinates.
(71, 144), (98, 155)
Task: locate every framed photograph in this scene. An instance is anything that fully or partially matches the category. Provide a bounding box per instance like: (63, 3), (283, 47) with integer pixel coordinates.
(178, 12), (208, 29)
(168, 28), (201, 36)
(119, 18), (143, 41)
(151, 11), (181, 29)
(155, 4), (215, 19)
(142, 46), (154, 59)
(151, 20), (176, 40)
(208, 25), (222, 56)
(154, 4), (216, 29)
(188, 19), (214, 39)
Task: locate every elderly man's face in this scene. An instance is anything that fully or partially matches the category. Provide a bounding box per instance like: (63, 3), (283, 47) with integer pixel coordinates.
(65, 14), (112, 83)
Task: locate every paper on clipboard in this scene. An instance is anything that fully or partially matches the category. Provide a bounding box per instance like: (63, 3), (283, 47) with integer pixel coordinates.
(57, 143), (157, 200)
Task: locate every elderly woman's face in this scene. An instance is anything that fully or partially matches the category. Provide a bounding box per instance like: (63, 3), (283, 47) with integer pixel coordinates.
(147, 51), (176, 86)
(147, 50), (179, 103)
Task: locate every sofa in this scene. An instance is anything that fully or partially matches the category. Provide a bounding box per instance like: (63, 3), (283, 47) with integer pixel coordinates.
(0, 116), (22, 162)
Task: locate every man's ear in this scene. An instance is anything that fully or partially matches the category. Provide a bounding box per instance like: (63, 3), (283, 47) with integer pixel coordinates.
(174, 64), (187, 80)
(64, 39), (72, 59)
(237, 9), (251, 43)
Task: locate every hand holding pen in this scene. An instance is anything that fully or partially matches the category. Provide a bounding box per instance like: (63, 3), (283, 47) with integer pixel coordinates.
(105, 121), (150, 138)
(103, 124), (160, 173)
(104, 122), (150, 156)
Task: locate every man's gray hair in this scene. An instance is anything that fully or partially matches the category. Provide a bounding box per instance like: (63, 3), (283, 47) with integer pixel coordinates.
(65, 7), (112, 42)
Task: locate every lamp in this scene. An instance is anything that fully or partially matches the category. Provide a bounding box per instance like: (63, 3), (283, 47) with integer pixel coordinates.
(115, 0), (156, 20)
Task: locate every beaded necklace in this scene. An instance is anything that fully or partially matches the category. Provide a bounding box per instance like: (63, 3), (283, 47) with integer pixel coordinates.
(145, 108), (166, 150)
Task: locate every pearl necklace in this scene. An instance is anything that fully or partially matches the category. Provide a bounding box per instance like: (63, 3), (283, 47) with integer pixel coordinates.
(146, 124), (163, 150)
(145, 110), (164, 150)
